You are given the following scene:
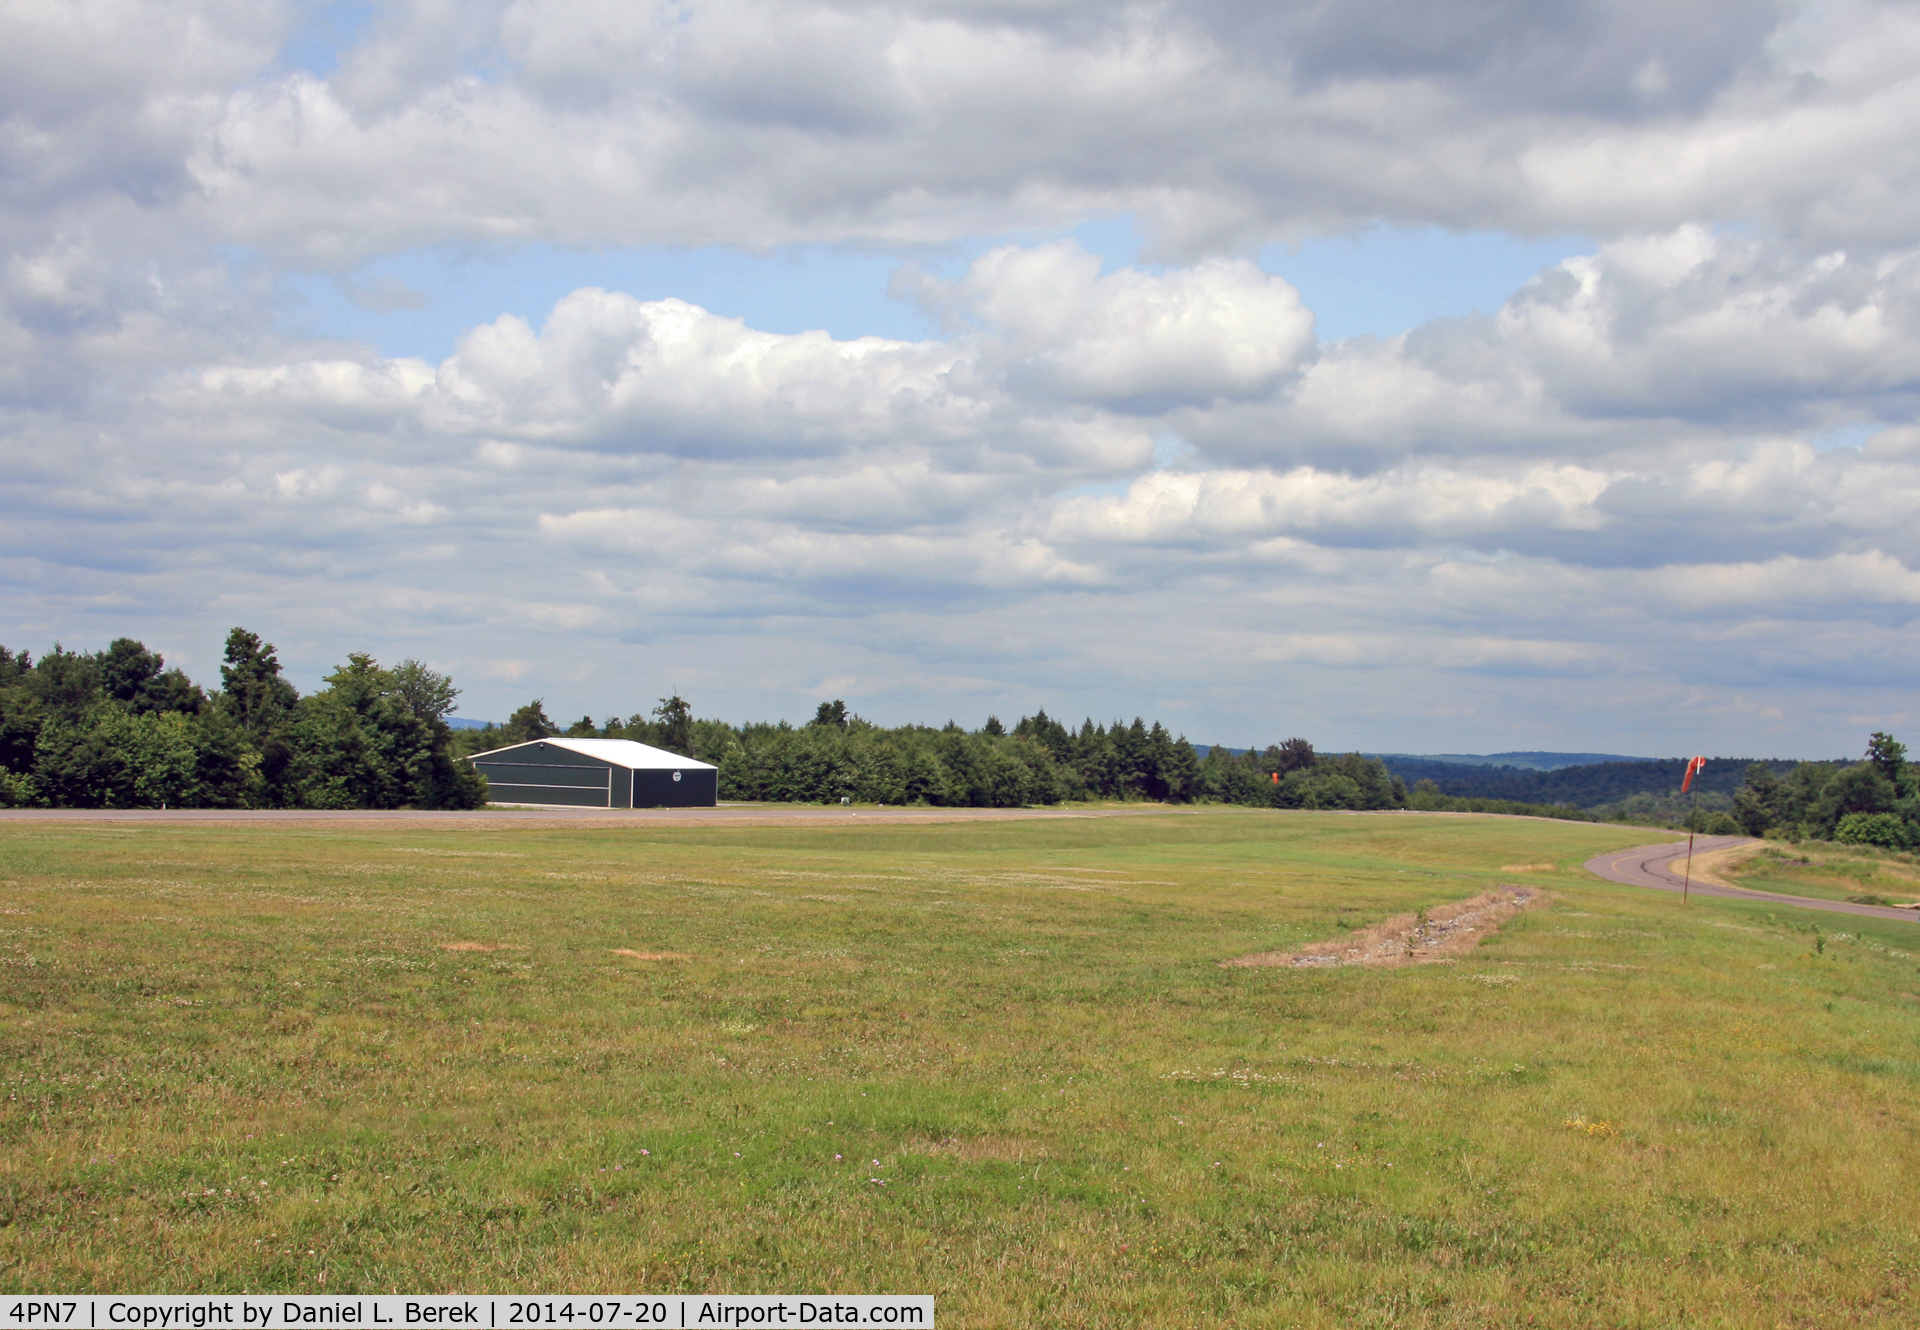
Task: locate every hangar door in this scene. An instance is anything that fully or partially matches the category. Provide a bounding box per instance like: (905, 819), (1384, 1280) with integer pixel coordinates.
(472, 744), (620, 808)
(633, 765), (720, 808)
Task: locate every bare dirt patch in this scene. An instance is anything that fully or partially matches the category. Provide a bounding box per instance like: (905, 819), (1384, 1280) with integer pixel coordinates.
(1500, 862), (1557, 873)
(612, 948), (692, 961)
(441, 942), (524, 952)
(1222, 887), (1542, 970)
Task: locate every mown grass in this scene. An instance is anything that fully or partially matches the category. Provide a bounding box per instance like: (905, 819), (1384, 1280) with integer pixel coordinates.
(4, 810), (1920, 1326)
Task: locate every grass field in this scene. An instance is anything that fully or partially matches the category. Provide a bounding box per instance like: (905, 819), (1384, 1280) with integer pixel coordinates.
(1722, 841), (1920, 906)
(4, 809), (1920, 1326)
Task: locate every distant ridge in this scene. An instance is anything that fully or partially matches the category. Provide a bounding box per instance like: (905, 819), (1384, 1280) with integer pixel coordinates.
(447, 717), (496, 731)
(1374, 754), (1844, 809)
(1367, 751), (1648, 772)
(1196, 748), (1650, 769)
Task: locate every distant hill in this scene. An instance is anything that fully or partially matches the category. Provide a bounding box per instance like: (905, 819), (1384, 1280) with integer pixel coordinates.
(447, 717), (496, 731)
(1180, 746), (1857, 812)
(1368, 750), (1646, 772)
(1376, 756), (1840, 808)
(1198, 748), (1647, 769)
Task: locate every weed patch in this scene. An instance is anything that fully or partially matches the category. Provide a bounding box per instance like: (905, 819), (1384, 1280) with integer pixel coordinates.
(1221, 886), (1541, 968)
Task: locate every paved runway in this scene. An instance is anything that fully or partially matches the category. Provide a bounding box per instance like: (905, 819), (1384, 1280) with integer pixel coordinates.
(1585, 836), (1920, 923)
(9, 807), (1907, 926)
(0, 803), (1191, 829)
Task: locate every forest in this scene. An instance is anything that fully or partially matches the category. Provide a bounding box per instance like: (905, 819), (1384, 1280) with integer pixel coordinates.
(1376, 755), (1803, 807)
(458, 696), (1412, 810)
(1718, 734), (1920, 848)
(1379, 751), (1904, 832)
(0, 630), (1410, 812)
(0, 631), (485, 810)
(10, 628), (1904, 833)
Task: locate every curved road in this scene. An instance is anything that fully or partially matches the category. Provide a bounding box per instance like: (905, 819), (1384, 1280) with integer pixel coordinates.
(1586, 836), (1920, 924)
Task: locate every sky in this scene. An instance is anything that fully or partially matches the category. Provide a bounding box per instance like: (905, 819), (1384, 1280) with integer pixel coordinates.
(5, 0), (1920, 757)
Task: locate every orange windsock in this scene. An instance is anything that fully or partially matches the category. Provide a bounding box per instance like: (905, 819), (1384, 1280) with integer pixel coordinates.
(1271, 771), (1279, 784)
(1681, 755), (1706, 793)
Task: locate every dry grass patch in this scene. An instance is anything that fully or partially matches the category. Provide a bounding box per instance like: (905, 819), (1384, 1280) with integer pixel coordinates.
(907, 1136), (1050, 1163)
(1223, 886), (1542, 969)
(438, 941), (522, 952)
(1674, 842), (1769, 890)
(611, 948), (691, 961)
(1719, 842), (1920, 903)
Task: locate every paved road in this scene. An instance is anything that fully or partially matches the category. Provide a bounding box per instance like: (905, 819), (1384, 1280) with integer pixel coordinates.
(1585, 836), (1920, 924)
(0, 804), (1192, 828)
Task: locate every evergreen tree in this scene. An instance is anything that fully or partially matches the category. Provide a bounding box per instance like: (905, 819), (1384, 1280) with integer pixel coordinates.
(29, 646), (104, 722)
(499, 700), (560, 746)
(0, 651), (43, 777)
(811, 700), (850, 729)
(1867, 732), (1908, 784)
(1731, 763), (1782, 836)
(1013, 709), (1072, 761)
(1160, 733), (1201, 802)
(653, 695), (694, 753)
(1112, 718), (1152, 796)
(219, 629), (299, 737)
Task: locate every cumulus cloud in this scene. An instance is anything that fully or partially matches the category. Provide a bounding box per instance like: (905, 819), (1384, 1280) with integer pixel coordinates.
(1, 0), (1912, 263)
(3, 0), (1920, 753)
(924, 244), (1315, 409)
(1180, 228), (1920, 470)
(171, 243), (1319, 476)
(19, 230), (1910, 751)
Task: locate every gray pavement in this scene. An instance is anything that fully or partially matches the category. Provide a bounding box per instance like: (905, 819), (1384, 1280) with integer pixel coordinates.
(0, 803), (1190, 827)
(1584, 836), (1920, 923)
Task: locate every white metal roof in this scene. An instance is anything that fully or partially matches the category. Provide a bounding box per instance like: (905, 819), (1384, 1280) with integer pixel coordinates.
(468, 737), (717, 771)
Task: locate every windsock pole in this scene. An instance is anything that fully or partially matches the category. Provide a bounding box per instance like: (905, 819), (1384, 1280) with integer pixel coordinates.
(1680, 755), (1706, 904)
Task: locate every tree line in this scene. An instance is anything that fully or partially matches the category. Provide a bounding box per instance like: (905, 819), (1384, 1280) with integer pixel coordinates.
(0, 628), (1424, 811)
(1721, 734), (1919, 848)
(14, 631), (1907, 839)
(460, 699), (1413, 811)
(0, 631), (484, 809)
(75, 627), (1907, 820)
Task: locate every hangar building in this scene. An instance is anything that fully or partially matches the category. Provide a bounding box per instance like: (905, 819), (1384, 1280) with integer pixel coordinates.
(468, 738), (719, 808)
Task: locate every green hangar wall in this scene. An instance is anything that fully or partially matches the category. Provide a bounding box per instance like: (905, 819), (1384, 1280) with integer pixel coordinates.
(468, 738), (719, 808)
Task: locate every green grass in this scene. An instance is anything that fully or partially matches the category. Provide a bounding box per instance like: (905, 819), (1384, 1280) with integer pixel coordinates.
(4, 810), (1920, 1326)
(1725, 842), (1920, 905)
